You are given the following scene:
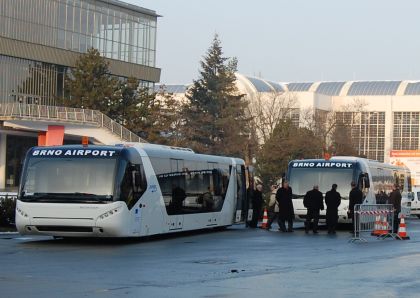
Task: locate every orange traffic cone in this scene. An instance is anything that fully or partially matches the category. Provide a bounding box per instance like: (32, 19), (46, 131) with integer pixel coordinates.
(397, 215), (410, 240)
(371, 215), (383, 236)
(374, 215), (388, 236)
(260, 208), (268, 229)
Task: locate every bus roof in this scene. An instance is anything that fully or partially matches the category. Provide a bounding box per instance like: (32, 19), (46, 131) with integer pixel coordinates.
(289, 156), (409, 171)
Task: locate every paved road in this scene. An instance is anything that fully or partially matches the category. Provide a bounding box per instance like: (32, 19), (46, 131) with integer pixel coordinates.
(1, 220), (420, 298)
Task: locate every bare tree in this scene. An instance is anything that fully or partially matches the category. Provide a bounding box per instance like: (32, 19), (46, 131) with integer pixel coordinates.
(247, 91), (299, 144)
(300, 98), (368, 155)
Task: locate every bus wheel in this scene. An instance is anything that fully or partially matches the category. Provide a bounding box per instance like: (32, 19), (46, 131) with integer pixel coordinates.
(417, 215), (420, 219)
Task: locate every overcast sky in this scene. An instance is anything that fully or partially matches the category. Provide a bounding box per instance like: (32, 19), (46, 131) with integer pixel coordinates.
(127, 0), (420, 85)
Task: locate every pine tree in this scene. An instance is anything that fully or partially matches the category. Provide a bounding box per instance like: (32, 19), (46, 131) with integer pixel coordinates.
(64, 48), (119, 114)
(183, 34), (250, 157)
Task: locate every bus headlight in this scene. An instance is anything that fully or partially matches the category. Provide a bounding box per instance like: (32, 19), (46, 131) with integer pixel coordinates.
(98, 207), (121, 220)
(16, 207), (28, 218)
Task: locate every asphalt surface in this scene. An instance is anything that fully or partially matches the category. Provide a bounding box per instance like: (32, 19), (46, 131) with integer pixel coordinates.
(1, 220), (420, 298)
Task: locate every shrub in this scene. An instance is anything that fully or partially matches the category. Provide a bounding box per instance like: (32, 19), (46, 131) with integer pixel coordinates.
(0, 197), (16, 226)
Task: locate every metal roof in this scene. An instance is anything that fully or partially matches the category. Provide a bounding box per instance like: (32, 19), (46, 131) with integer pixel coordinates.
(316, 82), (346, 96)
(245, 76), (273, 92)
(267, 81), (285, 92)
(287, 82), (313, 92)
(404, 82), (420, 95)
(347, 81), (401, 96)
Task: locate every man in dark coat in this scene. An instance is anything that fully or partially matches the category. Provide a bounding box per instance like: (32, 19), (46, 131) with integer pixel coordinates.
(348, 181), (363, 228)
(171, 185), (187, 215)
(249, 184), (263, 228)
(325, 184), (341, 234)
(276, 180), (294, 232)
(303, 185), (324, 234)
(388, 184), (402, 233)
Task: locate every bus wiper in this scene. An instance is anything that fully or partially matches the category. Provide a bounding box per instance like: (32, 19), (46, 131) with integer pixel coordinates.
(22, 192), (112, 201)
(73, 193), (113, 201)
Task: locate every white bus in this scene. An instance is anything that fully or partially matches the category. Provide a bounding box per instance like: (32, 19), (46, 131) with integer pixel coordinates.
(15, 144), (254, 237)
(287, 156), (412, 223)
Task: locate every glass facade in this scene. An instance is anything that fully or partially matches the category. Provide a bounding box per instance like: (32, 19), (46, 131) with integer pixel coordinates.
(5, 134), (38, 189)
(0, 55), (66, 105)
(337, 112), (386, 162)
(0, 0), (157, 67)
(393, 112), (420, 150)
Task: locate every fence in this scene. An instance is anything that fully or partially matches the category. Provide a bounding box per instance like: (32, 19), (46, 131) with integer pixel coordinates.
(349, 204), (399, 242)
(0, 103), (146, 143)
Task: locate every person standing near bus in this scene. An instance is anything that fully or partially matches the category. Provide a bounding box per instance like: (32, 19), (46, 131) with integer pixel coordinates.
(389, 184), (402, 233)
(348, 181), (363, 227)
(250, 184), (263, 228)
(303, 185), (324, 234)
(266, 185), (279, 230)
(325, 184), (341, 234)
(276, 180), (294, 232)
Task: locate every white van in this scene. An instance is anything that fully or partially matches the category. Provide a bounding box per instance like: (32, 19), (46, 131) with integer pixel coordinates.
(410, 187), (420, 218)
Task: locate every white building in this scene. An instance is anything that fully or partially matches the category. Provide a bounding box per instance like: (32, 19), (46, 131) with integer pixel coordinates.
(157, 75), (420, 186)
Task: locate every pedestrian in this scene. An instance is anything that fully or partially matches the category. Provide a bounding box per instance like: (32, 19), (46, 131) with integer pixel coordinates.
(249, 184), (263, 228)
(388, 183), (402, 233)
(276, 180), (294, 232)
(325, 184), (341, 234)
(303, 185), (324, 234)
(376, 191), (388, 204)
(348, 181), (363, 229)
(266, 185), (279, 230)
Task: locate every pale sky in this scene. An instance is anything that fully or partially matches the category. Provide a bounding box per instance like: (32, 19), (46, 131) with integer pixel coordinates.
(127, 0), (420, 85)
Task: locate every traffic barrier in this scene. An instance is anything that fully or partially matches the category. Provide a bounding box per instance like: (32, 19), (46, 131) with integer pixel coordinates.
(350, 204), (398, 242)
(260, 208), (268, 229)
(396, 215), (410, 240)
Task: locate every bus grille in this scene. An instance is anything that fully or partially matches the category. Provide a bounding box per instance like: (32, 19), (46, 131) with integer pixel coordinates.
(36, 226), (93, 233)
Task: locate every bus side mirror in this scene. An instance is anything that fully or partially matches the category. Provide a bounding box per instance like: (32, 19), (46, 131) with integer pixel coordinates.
(132, 165), (146, 193)
(359, 173), (370, 189)
(133, 171), (142, 187)
(363, 174), (370, 188)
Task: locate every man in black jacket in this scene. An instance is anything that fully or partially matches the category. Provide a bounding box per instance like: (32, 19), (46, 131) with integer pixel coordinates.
(388, 184), (402, 233)
(276, 180), (294, 232)
(249, 184), (263, 228)
(303, 185), (324, 234)
(325, 184), (341, 234)
(348, 181), (363, 228)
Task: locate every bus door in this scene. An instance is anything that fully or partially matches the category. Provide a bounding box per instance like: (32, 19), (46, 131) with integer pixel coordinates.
(245, 166), (255, 223)
(235, 165), (247, 223)
(168, 159), (185, 231)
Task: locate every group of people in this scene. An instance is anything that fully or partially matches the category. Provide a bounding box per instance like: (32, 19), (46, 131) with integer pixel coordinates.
(250, 180), (401, 234)
(249, 181), (295, 231)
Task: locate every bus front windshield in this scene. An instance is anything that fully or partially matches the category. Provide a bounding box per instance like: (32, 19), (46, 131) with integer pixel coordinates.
(20, 157), (117, 203)
(289, 168), (354, 198)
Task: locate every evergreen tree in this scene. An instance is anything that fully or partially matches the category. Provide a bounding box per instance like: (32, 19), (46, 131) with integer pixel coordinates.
(109, 77), (182, 144)
(65, 48), (119, 114)
(183, 34), (250, 157)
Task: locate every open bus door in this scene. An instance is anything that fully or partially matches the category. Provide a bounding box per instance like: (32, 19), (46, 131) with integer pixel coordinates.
(234, 165), (254, 224)
(245, 166), (255, 224)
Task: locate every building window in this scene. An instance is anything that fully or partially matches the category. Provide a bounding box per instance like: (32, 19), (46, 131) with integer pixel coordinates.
(393, 112), (419, 150)
(0, 0), (157, 67)
(336, 111), (386, 162)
